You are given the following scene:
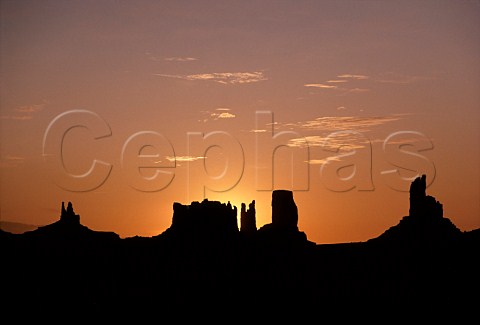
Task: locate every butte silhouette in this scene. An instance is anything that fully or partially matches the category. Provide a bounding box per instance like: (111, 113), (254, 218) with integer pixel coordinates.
(1, 175), (478, 315)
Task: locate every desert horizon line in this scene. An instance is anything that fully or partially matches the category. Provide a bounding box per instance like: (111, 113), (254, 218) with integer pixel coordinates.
(2, 175), (478, 244)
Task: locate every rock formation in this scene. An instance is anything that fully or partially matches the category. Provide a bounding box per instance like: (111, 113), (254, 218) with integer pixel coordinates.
(257, 190), (313, 247)
(271, 190), (298, 231)
(60, 201), (80, 224)
(370, 174), (461, 245)
(19, 200), (119, 245)
(3, 189), (479, 314)
(409, 174), (443, 219)
(168, 199), (239, 240)
(240, 200), (256, 234)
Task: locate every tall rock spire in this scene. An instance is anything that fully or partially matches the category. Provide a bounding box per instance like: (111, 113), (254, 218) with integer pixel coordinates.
(409, 174), (443, 219)
(240, 200), (256, 234)
(60, 201), (80, 224)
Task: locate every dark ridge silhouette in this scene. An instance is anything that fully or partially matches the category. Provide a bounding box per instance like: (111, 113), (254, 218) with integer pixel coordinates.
(1, 181), (479, 316)
(22, 201), (120, 243)
(0, 221), (39, 234)
(368, 174), (462, 246)
(0, 227), (14, 238)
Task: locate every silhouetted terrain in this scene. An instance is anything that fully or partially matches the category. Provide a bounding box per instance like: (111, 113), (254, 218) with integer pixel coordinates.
(0, 221), (39, 234)
(1, 176), (479, 316)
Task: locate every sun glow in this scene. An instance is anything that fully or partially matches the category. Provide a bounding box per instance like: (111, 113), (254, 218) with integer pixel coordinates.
(204, 189), (273, 232)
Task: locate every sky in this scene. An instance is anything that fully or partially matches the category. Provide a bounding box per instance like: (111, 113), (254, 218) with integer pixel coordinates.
(1, 0), (479, 244)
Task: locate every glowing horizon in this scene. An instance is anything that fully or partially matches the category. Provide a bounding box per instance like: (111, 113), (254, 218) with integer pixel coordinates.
(1, 0), (479, 244)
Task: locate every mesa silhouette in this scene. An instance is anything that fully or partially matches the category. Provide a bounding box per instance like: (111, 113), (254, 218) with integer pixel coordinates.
(1, 175), (478, 314)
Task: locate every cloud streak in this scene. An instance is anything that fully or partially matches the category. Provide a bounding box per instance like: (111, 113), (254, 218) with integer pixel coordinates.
(15, 103), (45, 113)
(165, 156), (206, 162)
(304, 83), (337, 89)
(327, 80), (348, 83)
(2, 102), (46, 121)
(305, 156), (342, 165)
(337, 74), (369, 80)
(164, 57), (198, 62)
(1, 115), (33, 120)
(155, 71), (267, 84)
(376, 73), (433, 84)
(305, 72), (431, 97)
(281, 114), (408, 150)
(212, 112), (236, 119)
(146, 52), (198, 62)
(199, 108), (237, 122)
(289, 134), (369, 149)
(346, 88), (370, 93)
(0, 155), (25, 168)
(283, 114), (406, 132)
(305, 73), (370, 94)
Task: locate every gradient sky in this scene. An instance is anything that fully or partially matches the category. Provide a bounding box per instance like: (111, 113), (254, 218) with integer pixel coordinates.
(1, 0), (479, 244)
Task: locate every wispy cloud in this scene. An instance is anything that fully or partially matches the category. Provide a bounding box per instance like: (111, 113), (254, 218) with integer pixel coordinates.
(346, 88), (370, 93)
(164, 57), (198, 62)
(305, 72), (432, 98)
(305, 156), (342, 165)
(0, 155), (25, 168)
(305, 74), (370, 94)
(212, 112), (236, 119)
(289, 134), (369, 149)
(155, 71), (267, 84)
(15, 103), (45, 113)
(376, 73), (432, 84)
(292, 133), (427, 152)
(146, 52), (198, 62)
(337, 74), (369, 80)
(249, 129), (267, 133)
(304, 83), (338, 89)
(5, 155), (25, 161)
(1, 115), (33, 120)
(284, 115), (406, 132)
(337, 72), (432, 84)
(281, 114), (408, 150)
(327, 80), (348, 83)
(199, 108), (237, 122)
(165, 156), (206, 162)
(2, 102), (46, 121)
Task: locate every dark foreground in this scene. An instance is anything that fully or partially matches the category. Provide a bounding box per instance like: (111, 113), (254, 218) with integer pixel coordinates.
(1, 179), (479, 317)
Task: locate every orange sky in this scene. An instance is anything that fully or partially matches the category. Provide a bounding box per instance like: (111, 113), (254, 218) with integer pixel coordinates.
(1, 0), (479, 244)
